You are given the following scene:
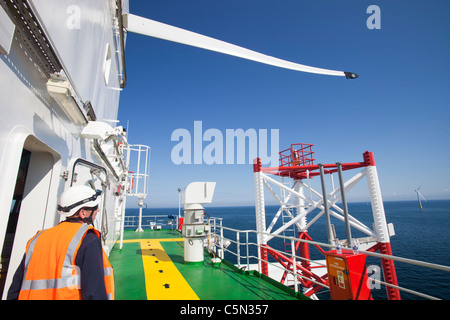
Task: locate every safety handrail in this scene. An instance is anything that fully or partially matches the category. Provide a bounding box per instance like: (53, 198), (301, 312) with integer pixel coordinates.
(211, 224), (450, 300)
(123, 215), (178, 229)
(123, 214), (450, 300)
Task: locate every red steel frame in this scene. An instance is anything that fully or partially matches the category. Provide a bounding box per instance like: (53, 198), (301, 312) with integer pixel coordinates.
(279, 143), (315, 167)
(256, 144), (401, 300)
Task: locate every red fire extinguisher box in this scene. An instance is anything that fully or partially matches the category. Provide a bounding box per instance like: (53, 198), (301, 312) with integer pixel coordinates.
(325, 250), (373, 300)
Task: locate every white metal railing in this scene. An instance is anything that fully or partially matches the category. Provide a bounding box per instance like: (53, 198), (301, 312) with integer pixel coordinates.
(122, 214), (450, 300)
(209, 224), (450, 300)
(124, 215), (178, 230)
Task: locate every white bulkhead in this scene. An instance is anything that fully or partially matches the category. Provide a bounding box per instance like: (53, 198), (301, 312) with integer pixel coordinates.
(0, 0), (130, 298)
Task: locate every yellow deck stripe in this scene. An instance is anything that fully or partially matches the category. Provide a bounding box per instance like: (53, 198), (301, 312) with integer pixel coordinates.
(137, 239), (199, 300)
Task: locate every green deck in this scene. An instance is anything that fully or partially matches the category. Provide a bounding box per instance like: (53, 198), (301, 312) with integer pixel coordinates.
(109, 229), (308, 300)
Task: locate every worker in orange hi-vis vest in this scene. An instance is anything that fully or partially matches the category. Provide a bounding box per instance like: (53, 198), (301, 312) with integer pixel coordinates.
(7, 185), (114, 300)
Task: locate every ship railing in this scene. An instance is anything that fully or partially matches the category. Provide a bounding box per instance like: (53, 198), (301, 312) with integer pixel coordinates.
(121, 215), (450, 299)
(123, 214), (178, 230)
(209, 224), (450, 300)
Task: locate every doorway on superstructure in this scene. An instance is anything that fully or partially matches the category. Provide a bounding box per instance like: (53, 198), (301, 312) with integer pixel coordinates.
(0, 149), (31, 295)
(1, 136), (60, 299)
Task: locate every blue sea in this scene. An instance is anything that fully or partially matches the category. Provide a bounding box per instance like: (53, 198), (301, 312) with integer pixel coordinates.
(125, 200), (450, 300)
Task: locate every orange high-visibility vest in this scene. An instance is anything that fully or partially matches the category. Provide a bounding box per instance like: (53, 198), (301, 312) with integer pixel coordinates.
(18, 222), (114, 300)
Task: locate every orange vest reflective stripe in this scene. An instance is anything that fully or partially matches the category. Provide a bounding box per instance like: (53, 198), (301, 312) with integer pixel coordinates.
(18, 222), (114, 300)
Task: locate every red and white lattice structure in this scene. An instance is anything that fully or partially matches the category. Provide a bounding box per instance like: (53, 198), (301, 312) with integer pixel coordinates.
(253, 143), (401, 300)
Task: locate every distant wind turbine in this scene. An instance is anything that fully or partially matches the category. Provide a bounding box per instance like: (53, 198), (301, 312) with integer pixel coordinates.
(414, 186), (426, 210)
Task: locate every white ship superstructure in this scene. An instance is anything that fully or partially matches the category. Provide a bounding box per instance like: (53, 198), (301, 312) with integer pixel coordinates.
(2, 0), (448, 301)
(0, 0), (130, 298)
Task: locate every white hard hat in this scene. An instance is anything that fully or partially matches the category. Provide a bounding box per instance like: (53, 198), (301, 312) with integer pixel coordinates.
(57, 185), (102, 217)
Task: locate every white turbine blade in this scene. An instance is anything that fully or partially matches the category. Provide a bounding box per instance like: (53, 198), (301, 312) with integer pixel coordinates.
(417, 191), (426, 201)
(125, 14), (358, 78)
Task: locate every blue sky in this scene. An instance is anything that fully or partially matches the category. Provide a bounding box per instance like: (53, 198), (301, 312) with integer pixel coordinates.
(118, 0), (450, 208)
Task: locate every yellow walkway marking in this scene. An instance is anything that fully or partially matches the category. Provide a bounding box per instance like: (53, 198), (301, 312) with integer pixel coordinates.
(125, 238), (199, 300)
